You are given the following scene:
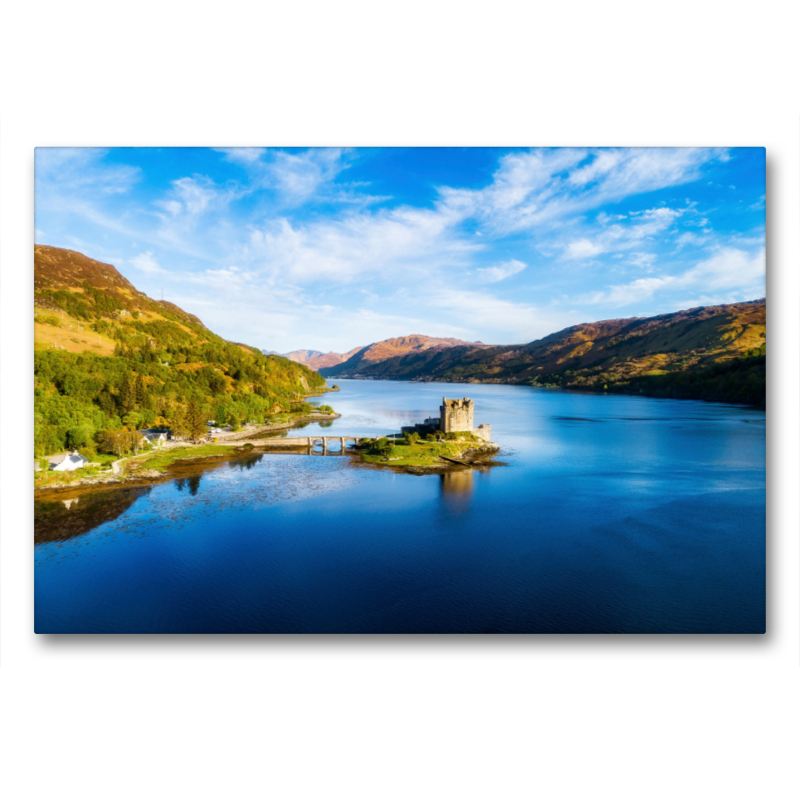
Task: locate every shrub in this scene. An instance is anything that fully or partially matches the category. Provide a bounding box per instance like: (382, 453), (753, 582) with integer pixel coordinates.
(66, 424), (93, 449)
(366, 437), (393, 456)
(78, 443), (98, 461)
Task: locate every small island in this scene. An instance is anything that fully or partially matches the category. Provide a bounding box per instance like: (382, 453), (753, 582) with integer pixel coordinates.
(355, 397), (500, 474)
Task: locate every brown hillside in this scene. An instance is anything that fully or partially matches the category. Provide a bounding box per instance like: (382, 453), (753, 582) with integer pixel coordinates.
(34, 244), (214, 356)
(359, 335), (482, 363)
(320, 335), (486, 376)
(343, 300), (766, 388)
(156, 300), (207, 330)
(304, 347), (364, 370)
(34, 244), (138, 293)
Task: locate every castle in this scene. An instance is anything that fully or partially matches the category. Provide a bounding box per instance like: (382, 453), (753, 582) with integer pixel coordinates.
(401, 397), (492, 443)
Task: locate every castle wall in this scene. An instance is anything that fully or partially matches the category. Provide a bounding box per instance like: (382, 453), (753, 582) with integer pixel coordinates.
(475, 424), (492, 443)
(440, 398), (474, 432)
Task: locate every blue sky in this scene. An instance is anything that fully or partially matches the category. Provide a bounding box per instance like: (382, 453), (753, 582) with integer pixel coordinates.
(35, 147), (765, 353)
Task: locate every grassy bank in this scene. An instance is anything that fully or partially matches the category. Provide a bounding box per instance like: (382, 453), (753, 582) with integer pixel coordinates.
(358, 435), (496, 469)
(124, 444), (237, 473)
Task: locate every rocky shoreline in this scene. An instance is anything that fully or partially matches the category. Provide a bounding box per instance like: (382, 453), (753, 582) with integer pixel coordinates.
(354, 442), (503, 475)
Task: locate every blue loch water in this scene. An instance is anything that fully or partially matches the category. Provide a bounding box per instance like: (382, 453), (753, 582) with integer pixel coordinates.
(34, 380), (765, 633)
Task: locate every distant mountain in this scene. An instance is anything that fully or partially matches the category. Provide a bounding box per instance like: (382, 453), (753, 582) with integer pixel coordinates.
(283, 347), (364, 371)
(319, 335), (487, 377)
(284, 349), (324, 363)
(326, 301), (766, 404)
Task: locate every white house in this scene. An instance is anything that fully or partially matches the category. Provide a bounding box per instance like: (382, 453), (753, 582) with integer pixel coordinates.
(137, 430), (168, 449)
(50, 451), (89, 472)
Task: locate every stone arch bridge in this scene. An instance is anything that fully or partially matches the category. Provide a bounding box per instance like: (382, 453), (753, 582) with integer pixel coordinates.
(231, 436), (365, 454)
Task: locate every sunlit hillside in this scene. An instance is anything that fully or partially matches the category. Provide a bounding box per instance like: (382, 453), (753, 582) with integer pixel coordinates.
(34, 245), (326, 456)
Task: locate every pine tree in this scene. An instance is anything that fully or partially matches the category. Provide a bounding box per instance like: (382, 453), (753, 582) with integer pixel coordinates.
(135, 374), (147, 409)
(171, 406), (189, 441)
(119, 374), (136, 414)
(186, 399), (207, 443)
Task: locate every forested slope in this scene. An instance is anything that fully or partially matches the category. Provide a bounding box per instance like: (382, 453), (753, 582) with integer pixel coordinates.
(34, 245), (326, 457)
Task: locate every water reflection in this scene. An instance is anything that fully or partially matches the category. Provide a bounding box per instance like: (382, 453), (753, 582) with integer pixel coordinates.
(439, 469), (474, 513)
(308, 446), (346, 456)
(231, 454), (263, 471)
(175, 475), (203, 495)
(35, 487), (151, 544)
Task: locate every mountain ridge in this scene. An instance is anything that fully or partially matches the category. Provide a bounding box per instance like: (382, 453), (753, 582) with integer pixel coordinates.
(316, 300), (766, 404)
(317, 334), (488, 377)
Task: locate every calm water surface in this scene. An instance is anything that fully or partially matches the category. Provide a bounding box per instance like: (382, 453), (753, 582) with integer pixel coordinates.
(35, 381), (765, 633)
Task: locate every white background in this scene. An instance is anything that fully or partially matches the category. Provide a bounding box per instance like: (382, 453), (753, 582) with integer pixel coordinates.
(1, 2), (798, 798)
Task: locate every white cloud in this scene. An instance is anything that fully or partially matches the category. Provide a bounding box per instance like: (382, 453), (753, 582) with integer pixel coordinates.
(129, 251), (165, 274)
(424, 286), (580, 342)
(627, 252), (657, 269)
(241, 202), (482, 285)
(155, 176), (221, 221)
(582, 246), (765, 307)
(216, 147), (358, 208)
(565, 239), (605, 259)
(562, 206), (684, 260)
(681, 246), (765, 292)
(674, 231), (709, 250)
(35, 148), (141, 196)
(475, 259), (527, 283)
(269, 148), (351, 204)
(435, 147), (725, 237)
(217, 147), (267, 165)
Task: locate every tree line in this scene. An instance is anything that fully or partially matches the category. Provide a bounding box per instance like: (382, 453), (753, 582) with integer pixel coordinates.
(35, 344), (326, 459)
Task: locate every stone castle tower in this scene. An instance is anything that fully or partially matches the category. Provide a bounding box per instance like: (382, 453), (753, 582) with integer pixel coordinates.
(402, 396), (492, 443)
(440, 397), (474, 433)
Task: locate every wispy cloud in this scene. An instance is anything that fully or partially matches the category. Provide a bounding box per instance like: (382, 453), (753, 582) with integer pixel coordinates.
(562, 206), (685, 260)
(475, 259), (527, 283)
(35, 148), (141, 196)
(129, 251), (164, 274)
(34, 146), (764, 349)
(582, 246), (765, 307)
(435, 147), (726, 236)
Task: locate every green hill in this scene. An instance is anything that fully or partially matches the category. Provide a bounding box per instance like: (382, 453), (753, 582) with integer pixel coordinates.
(328, 300), (766, 405)
(34, 245), (327, 457)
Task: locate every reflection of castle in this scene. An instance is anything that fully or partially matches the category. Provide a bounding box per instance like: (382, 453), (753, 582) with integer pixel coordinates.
(441, 469), (473, 495)
(401, 397), (492, 443)
(440, 469), (474, 513)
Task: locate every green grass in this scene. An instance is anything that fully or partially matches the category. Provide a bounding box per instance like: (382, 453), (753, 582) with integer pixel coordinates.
(360, 439), (482, 468)
(126, 444), (234, 472)
(265, 408), (334, 425)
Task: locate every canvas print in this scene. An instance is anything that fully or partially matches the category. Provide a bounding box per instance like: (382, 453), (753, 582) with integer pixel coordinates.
(34, 147), (766, 633)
